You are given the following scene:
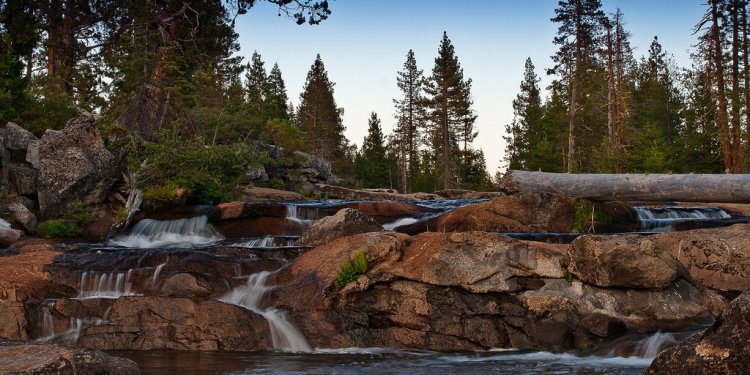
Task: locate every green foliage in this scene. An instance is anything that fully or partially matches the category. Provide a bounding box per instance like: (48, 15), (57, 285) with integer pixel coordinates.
(564, 270), (574, 283)
(260, 119), (304, 153)
(64, 200), (95, 226)
(354, 112), (392, 188)
(334, 251), (369, 291)
(37, 220), (82, 239)
(572, 200), (612, 233)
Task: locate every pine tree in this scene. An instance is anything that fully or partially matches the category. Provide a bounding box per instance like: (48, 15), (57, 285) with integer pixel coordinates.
(0, 0), (38, 124)
(264, 63), (290, 121)
(550, 0), (606, 172)
(393, 49), (427, 193)
(297, 54), (348, 170)
(503, 57), (543, 170)
(425, 32), (477, 189)
(355, 112), (390, 188)
(245, 51), (268, 118)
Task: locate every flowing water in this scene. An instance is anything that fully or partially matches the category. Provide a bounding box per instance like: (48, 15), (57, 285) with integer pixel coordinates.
(634, 206), (731, 232)
(108, 216), (224, 248)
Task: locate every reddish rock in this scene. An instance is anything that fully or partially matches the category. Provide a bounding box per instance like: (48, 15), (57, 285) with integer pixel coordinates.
(437, 193), (576, 233)
(0, 343), (139, 374)
(240, 187), (305, 201)
(647, 290), (750, 375)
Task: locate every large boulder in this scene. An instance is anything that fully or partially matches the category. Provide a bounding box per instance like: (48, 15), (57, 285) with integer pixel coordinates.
(646, 290), (750, 375)
(7, 201), (37, 234)
(38, 115), (120, 218)
(296, 208), (383, 247)
(564, 235), (680, 289)
(654, 224), (750, 293)
(436, 193), (576, 233)
(2, 122), (37, 161)
(0, 219), (22, 246)
(0, 343), (140, 375)
(7, 164), (38, 196)
(293, 151), (339, 184)
(78, 296), (271, 351)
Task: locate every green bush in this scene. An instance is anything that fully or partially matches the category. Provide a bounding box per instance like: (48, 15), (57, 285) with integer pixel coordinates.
(63, 200), (94, 225)
(334, 251), (369, 291)
(572, 201), (612, 233)
(37, 219), (82, 238)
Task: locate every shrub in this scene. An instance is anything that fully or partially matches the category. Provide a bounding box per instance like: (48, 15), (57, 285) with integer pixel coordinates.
(63, 200), (94, 225)
(334, 251), (369, 291)
(572, 201), (612, 233)
(37, 219), (82, 238)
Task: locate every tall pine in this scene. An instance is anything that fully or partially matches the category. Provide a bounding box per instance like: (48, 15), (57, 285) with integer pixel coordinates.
(297, 54), (348, 170)
(393, 49), (427, 193)
(355, 112), (391, 188)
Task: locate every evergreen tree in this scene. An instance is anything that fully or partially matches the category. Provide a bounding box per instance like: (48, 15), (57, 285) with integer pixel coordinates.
(245, 51), (268, 118)
(550, 0), (606, 172)
(425, 32), (477, 189)
(264, 63), (290, 121)
(393, 49), (427, 193)
(503, 57), (543, 170)
(355, 112), (390, 188)
(297, 54), (349, 170)
(0, 0), (37, 124)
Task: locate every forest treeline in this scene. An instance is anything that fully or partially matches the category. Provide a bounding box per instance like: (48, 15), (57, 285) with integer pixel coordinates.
(0, 0), (493, 198)
(504, 0), (750, 174)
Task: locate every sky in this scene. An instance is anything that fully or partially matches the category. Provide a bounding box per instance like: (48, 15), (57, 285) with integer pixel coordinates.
(235, 0), (707, 176)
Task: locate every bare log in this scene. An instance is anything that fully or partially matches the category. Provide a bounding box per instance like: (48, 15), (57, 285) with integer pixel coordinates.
(500, 170), (750, 203)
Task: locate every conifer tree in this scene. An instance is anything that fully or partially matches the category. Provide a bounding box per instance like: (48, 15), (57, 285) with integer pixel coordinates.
(393, 49), (427, 193)
(264, 63), (290, 121)
(425, 32), (477, 189)
(355, 112), (390, 188)
(245, 51), (268, 118)
(0, 0), (37, 124)
(550, 0), (606, 172)
(297, 54), (348, 170)
(504, 57), (543, 170)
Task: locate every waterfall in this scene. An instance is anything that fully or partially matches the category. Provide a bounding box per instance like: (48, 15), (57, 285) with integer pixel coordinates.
(152, 262), (167, 285)
(284, 204), (317, 235)
(108, 216), (224, 248)
(78, 271), (137, 299)
(632, 331), (677, 358)
(219, 271), (312, 352)
(232, 236), (298, 248)
(634, 206), (730, 232)
(41, 300), (55, 337)
(382, 217), (419, 231)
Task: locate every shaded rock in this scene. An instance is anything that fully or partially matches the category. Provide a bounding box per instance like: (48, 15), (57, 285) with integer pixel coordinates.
(7, 164), (38, 196)
(38, 115), (120, 218)
(240, 187), (304, 201)
(2, 122), (37, 161)
(296, 208), (383, 247)
(161, 272), (212, 298)
(25, 139), (40, 169)
(0, 222), (22, 247)
(78, 296), (271, 351)
(0, 343), (139, 375)
(242, 164), (268, 183)
(314, 184), (415, 202)
(342, 201), (422, 224)
(437, 193), (576, 233)
(0, 300), (29, 340)
(646, 290), (750, 375)
(293, 151), (339, 184)
(8, 201), (37, 234)
(564, 235), (680, 289)
(654, 224), (750, 293)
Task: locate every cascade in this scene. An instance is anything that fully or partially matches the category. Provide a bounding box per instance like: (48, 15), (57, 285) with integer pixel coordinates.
(634, 206), (731, 232)
(78, 271), (137, 299)
(284, 204), (318, 235)
(219, 271), (312, 352)
(232, 236), (298, 248)
(632, 331), (677, 358)
(382, 217), (419, 231)
(108, 216), (224, 248)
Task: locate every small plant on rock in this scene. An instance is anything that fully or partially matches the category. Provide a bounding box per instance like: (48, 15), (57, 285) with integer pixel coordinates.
(334, 250), (369, 291)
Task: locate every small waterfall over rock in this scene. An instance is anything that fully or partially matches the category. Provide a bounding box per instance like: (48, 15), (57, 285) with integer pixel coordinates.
(109, 216), (224, 248)
(632, 331), (677, 358)
(634, 206), (731, 232)
(231, 236), (299, 248)
(219, 271), (312, 352)
(78, 270), (137, 299)
(382, 217), (419, 231)
(284, 204), (318, 235)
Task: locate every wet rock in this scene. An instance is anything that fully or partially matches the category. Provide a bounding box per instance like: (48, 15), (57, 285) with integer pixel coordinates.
(0, 300), (29, 340)
(437, 193), (576, 233)
(0, 342), (139, 375)
(340, 201), (422, 224)
(161, 272), (212, 298)
(564, 235), (680, 289)
(654, 224), (750, 293)
(296, 208), (383, 247)
(78, 296), (271, 351)
(38, 114), (120, 218)
(8, 202), (37, 234)
(646, 290), (750, 375)
(0, 240), (73, 302)
(2, 122), (37, 161)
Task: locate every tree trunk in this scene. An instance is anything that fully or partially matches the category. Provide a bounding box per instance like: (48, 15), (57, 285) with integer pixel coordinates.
(500, 170), (750, 202)
(730, 0), (743, 170)
(606, 24), (615, 148)
(712, 0), (733, 172)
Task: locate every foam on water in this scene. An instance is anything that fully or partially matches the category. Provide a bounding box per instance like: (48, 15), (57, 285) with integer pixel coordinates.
(382, 217), (419, 231)
(78, 271), (137, 299)
(108, 216), (223, 248)
(219, 271), (312, 352)
(635, 206), (731, 232)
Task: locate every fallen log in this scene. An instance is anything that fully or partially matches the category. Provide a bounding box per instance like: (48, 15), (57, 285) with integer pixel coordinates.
(499, 170), (750, 203)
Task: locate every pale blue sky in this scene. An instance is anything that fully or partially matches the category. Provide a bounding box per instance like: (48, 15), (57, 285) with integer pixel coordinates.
(235, 1), (706, 175)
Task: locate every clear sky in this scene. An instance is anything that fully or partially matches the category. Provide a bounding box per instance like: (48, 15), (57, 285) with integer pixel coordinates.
(235, 0), (706, 176)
